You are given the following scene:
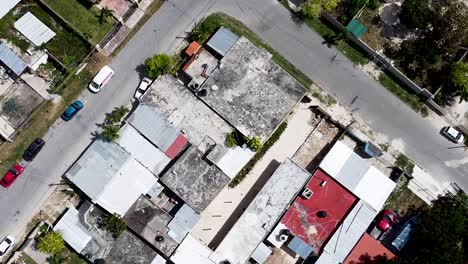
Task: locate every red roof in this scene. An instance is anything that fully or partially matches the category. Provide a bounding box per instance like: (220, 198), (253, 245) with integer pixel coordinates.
(186, 41), (201, 56)
(165, 134), (187, 159)
(344, 233), (395, 263)
(281, 169), (357, 253)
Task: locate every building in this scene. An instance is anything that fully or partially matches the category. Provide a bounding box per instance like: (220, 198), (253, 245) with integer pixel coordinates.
(160, 145), (231, 213)
(344, 233), (395, 264)
(14, 12), (56, 46)
(54, 202), (166, 264)
(199, 34), (306, 141)
(0, 0), (21, 19)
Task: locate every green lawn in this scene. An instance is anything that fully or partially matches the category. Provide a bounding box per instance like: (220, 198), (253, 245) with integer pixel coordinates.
(42, 0), (115, 44)
(15, 253), (38, 264)
(193, 13), (313, 88)
(0, 6), (31, 52)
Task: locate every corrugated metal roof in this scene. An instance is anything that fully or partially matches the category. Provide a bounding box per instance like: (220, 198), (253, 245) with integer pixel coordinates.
(53, 207), (92, 253)
(0, 0), (21, 20)
(14, 12), (56, 46)
(167, 204), (200, 243)
(206, 27), (239, 57)
(316, 200), (378, 264)
(288, 236), (314, 259)
(0, 43), (27, 76)
(128, 105), (184, 157)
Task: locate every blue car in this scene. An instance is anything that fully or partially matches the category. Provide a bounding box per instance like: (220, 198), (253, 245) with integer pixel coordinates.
(61, 100), (84, 121)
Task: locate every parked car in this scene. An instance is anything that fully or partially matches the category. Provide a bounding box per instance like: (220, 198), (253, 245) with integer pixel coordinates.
(61, 100), (84, 121)
(376, 210), (397, 232)
(88, 65), (114, 93)
(134, 77), (152, 100)
(1, 164), (24, 188)
(0, 236), (15, 259)
(23, 138), (45, 161)
(441, 126), (465, 143)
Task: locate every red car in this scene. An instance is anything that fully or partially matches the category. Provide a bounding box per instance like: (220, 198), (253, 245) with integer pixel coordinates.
(1, 164), (24, 188)
(377, 210), (397, 232)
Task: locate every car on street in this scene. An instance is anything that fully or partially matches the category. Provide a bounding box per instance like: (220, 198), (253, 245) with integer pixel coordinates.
(441, 126), (465, 144)
(0, 236), (15, 259)
(88, 65), (114, 93)
(23, 138), (45, 162)
(1, 164), (24, 188)
(134, 77), (152, 100)
(61, 100), (84, 121)
(376, 210), (397, 232)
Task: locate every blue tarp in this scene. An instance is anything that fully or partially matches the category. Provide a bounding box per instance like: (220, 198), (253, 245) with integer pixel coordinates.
(0, 43), (27, 76)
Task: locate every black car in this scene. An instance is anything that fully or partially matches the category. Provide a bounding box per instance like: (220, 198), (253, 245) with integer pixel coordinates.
(23, 138), (45, 162)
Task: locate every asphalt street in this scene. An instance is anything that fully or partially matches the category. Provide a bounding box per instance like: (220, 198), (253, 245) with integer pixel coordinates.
(0, 0), (466, 244)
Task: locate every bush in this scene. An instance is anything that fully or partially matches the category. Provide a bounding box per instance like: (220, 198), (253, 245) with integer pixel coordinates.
(2, 98), (22, 114)
(247, 136), (263, 152)
(225, 132), (238, 148)
(367, 0), (380, 10)
(103, 213), (126, 238)
(144, 54), (173, 79)
(37, 231), (64, 255)
(192, 15), (223, 42)
(229, 122), (287, 187)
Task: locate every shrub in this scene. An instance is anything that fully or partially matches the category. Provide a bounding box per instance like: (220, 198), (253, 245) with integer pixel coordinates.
(103, 213), (126, 238)
(225, 132), (238, 148)
(247, 136), (263, 152)
(192, 16), (222, 42)
(367, 0), (380, 10)
(144, 54), (173, 79)
(37, 231), (64, 255)
(101, 125), (120, 142)
(2, 98), (22, 114)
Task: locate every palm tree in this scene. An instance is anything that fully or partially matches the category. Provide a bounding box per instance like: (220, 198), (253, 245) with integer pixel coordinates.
(98, 7), (113, 24)
(101, 125), (120, 142)
(106, 105), (129, 124)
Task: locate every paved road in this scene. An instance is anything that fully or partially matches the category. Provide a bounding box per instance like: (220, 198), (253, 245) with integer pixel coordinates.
(0, 0), (466, 243)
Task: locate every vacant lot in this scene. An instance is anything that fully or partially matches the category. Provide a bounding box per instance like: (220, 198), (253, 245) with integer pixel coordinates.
(43, 0), (115, 44)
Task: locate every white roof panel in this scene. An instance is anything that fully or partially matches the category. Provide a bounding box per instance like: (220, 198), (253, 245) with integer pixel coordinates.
(0, 0), (20, 20)
(116, 124), (171, 176)
(251, 243), (272, 264)
(53, 208), (92, 253)
(353, 166), (396, 211)
(171, 234), (215, 264)
(14, 12), (56, 46)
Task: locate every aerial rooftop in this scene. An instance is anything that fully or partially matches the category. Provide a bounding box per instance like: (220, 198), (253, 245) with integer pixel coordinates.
(160, 145), (230, 213)
(140, 75), (232, 147)
(201, 36), (306, 140)
(281, 169), (357, 254)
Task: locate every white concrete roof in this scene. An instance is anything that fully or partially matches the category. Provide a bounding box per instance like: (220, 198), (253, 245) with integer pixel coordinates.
(53, 207), (92, 253)
(320, 141), (395, 211)
(116, 124), (171, 176)
(0, 116), (15, 140)
(207, 145), (255, 179)
(210, 159), (311, 264)
(0, 0), (20, 20)
(171, 234), (215, 264)
(14, 12), (56, 46)
(316, 200), (378, 264)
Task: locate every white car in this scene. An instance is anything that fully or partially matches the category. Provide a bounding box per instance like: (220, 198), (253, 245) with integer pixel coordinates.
(134, 77), (152, 100)
(441, 126), (465, 144)
(0, 236), (15, 259)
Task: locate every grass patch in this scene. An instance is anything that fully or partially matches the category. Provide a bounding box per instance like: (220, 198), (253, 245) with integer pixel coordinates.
(0, 6), (30, 52)
(15, 253), (38, 264)
(229, 122), (288, 187)
(385, 177), (428, 216)
(378, 73), (428, 117)
(42, 0), (115, 44)
(27, 3), (91, 68)
(193, 13), (313, 88)
(56, 246), (87, 264)
(312, 91), (336, 106)
(395, 153), (415, 175)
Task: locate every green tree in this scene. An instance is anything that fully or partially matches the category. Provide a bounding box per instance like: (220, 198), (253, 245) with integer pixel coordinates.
(144, 54), (173, 79)
(348, 0), (367, 17)
(37, 231), (64, 255)
(301, 0), (341, 18)
(449, 62), (468, 102)
(247, 136), (263, 152)
(401, 0), (432, 29)
(106, 105), (129, 124)
(101, 125), (120, 142)
(103, 213), (127, 238)
(98, 7), (113, 24)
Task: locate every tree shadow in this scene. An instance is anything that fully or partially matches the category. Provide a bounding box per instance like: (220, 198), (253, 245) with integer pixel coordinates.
(290, 11), (305, 27)
(349, 254), (396, 264)
(135, 64), (147, 81)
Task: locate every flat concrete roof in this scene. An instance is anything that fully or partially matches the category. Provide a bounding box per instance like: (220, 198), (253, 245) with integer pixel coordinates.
(160, 145), (230, 213)
(140, 75), (232, 147)
(344, 233), (395, 264)
(201, 37), (306, 140)
(210, 159), (311, 264)
(281, 169), (357, 254)
(183, 49), (218, 86)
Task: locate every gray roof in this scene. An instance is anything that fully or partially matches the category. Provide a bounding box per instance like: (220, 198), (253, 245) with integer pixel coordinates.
(211, 159), (311, 264)
(288, 236), (314, 259)
(14, 12), (56, 46)
(106, 231), (161, 264)
(128, 105), (181, 153)
(167, 204), (200, 243)
(201, 37), (306, 140)
(0, 43), (27, 76)
(160, 145), (230, 213)
(206, 27), (239, 57)
(316, 200), (378, 264)
(0, 0), (20, 20)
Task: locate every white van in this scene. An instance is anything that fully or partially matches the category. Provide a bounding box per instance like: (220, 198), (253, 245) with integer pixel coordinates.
(89, 65), (114, 93)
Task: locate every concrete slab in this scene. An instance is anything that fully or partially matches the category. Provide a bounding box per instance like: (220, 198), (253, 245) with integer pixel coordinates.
(21, 73), (51, 99)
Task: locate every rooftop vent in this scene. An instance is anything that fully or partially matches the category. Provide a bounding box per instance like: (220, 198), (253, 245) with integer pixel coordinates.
(211, 85), (219, 91)
(155, 235), (165, 242)
(197, 88), (208, 97)
(301, 188), (313, 199)
(317, 211), (327, 218)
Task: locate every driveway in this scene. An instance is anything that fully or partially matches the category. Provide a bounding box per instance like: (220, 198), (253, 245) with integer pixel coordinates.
(0, 0), (466, 242)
